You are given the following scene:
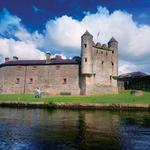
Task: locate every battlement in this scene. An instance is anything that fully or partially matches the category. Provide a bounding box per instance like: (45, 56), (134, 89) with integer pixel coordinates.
(93, 43), (114, 51)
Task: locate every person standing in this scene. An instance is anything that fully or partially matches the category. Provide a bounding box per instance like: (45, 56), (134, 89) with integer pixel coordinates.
(34, 87), (41, 98)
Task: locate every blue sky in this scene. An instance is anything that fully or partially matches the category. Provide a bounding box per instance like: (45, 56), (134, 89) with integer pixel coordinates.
(0, 0), (150, 74)
(0, 0), (150, 31)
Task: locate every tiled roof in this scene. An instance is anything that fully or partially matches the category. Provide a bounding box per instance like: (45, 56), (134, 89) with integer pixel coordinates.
(118, 72), (150, 79)
(0, 58), (80, 67)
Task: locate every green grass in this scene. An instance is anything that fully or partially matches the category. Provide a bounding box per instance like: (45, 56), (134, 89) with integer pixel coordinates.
(0, 90), (150, 104)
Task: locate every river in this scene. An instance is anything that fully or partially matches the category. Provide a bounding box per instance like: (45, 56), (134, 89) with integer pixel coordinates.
(0, 108), (150, 150)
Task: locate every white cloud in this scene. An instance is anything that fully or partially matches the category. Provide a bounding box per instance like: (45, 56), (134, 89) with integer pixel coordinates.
(0, 38), (45, 61)
(0, 9), (45, 62)
(119, 60), (138, 75)
(43, 6), (150, 73)
(0, 7), (150, 74)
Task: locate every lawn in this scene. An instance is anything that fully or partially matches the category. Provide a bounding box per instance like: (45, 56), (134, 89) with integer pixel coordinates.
(0, 90), (150, 104)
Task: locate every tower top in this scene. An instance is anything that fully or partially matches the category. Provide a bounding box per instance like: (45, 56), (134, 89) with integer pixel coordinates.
(108, 37), (118, 43)
(82, 30), (93, 37)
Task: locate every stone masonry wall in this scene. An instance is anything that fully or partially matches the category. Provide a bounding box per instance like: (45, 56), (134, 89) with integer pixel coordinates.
(0, 64), (80, 95)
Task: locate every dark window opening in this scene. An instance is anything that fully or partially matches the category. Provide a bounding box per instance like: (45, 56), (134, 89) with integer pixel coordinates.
(112, 51), (114, 54)
(16, 66), (22, 70)
(84, 44), (87, 48)
(101, 51), (103, 54)
(16, 78), (20, 84)
(85, 58), (87, 62)
(32, 66), (37, 70)
(112, 62), (114, 66)
(63, 78), (67, 84)
(29, 78), (33, 84)
(93, 74), (96, 78)
(56, 65), (60, 70)
(102, 61), (104, 65)
(110, 76), (112, 81)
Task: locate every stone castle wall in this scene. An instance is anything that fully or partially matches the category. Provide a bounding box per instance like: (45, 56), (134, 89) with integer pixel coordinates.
(0, 64), (80, 95)
(0, 30), (118, 95)
(81, 31), (118, 95)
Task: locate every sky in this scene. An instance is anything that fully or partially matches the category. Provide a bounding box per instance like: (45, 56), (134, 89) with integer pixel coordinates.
(0, 0), (150, 74)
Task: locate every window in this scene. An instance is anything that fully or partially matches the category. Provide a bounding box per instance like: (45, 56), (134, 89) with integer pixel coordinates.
(16, 66), (22, 70)
(85, 57), (87, 62)
(102, 61), (104, 65)
(112, 51), (114, 54)
(106, 52), (108, 56)
(101, 51), (103, 54)
(84, 44), (87, 48)
(93, 74), (96, 78)
(110, 76), (112, 82)
(32, 66), (37, 70)
(29, 78), (33, 84)
(63, 78), (67, 84)
(111, 62), (114, 66)
(56, 65), (60, 70)
(16, 78), (20, 84)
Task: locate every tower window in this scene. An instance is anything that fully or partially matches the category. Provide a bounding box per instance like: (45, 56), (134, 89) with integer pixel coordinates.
(112, 62), (114, 66)
(16, 78), (20, 84)
(112, 51), (114, 54)
(84, 44), (87, 48)
(101, 51), (103, 54)
(102, 61), (104, 65)
(93, 74), (96, 78)
(29, 78), (33, 84)
(110, 76), (112, 82)
(85, 57), (87, 62)
(63, 78), (67, 84)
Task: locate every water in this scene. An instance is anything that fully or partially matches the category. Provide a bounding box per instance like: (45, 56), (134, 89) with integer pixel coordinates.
(0, 108), (150, 150)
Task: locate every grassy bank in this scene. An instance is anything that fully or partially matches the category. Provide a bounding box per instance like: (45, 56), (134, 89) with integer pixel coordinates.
(0, 90), (150, 104)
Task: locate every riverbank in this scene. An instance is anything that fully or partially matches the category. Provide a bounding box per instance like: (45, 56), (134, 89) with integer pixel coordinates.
(0, 90), (150, 110)
(0, 101), (150, 110)
(0, 90), (150, 104)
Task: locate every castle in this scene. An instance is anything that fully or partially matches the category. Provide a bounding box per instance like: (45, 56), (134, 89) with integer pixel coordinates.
(0, 31), (118, 95)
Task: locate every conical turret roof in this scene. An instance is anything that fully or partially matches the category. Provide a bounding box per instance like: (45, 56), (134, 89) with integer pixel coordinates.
(82, 30), (93, 37)
(109, 37), (118, 43)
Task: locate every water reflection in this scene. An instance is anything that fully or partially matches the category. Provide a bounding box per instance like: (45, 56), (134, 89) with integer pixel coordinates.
(0, 108), (149, 150)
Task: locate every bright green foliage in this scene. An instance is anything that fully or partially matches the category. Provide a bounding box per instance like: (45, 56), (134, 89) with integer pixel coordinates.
(0, 90), (150, 104)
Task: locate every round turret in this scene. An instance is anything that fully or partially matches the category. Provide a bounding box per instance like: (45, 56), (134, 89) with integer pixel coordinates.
(108, 37), (118, 49)
(102, 44), (107, 49)
(81, 30), (93, 74)
(96, 42), (101, 48)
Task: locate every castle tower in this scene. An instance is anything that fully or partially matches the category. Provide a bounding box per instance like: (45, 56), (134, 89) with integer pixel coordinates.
(81, 30), (93, 74)
(80, 30), (94, 95)
(108, 37), (118, 76)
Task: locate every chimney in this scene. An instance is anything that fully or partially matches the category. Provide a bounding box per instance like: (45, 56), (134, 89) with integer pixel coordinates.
(46, 52), (51, 63)
(55, 55), (62, 59)
(13, 56), (18, 61)
(5, 57), (9, 63)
